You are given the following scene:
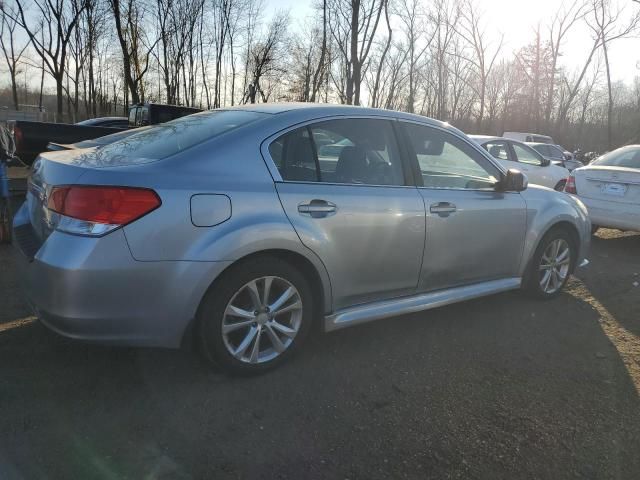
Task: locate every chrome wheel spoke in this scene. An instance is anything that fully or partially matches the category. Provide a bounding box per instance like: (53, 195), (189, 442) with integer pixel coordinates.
(272, 300), (302, 317)
(262, 276), (274, 305)
(269, 320), (297, 338)
(265, 324), (286, 353)
(249, 329), (262, 363)
(226, 305), (255, 319)
(222, 319), (255, 334)
(269, 286), (296, 312)
(556, 247), (569, 263)
(233, 326), (258, 358)
(246, 280), (262, 310)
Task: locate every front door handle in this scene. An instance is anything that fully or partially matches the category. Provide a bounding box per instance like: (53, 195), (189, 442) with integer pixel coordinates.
(298, 199), (337, 218)
(430, 202), (456, 214)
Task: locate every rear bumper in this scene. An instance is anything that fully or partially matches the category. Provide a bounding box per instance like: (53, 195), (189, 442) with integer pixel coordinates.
(12, 204), (231, 348)
(579, 196), (640, 231)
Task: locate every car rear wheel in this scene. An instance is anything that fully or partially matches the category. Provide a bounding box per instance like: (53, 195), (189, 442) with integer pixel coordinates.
(198, 257), (313, 375)
(524, 228), (576, 299)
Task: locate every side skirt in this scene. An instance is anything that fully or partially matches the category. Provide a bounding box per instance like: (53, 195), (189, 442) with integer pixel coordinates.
(324, 277), (522, 332)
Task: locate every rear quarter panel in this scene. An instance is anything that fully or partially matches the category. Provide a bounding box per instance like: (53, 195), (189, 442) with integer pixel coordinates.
(77, 126), (334, 312)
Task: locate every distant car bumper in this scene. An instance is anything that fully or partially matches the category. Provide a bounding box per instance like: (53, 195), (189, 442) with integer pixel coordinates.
(578, 196), (640, 232)
(12, 204), (230, 348)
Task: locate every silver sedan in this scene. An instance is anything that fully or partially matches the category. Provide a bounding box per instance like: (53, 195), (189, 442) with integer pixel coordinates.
(13, 104), (591, 374)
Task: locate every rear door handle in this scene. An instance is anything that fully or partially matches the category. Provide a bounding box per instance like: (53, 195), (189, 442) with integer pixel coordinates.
(298, 200), (337, 218)
(430, 202), (456, 214)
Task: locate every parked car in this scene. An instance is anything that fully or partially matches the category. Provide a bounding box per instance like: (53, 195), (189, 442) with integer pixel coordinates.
(47, 126), (152, 152)
(470, 135), (570, 190)
(75, 117), (129, 128)
(10, 103), (201, 165)
(503, 132), (554, 144)
(128, 103), (201, 127)
(12, 104), (590, 374)
(527, 142), (584, 171)
(565, 145), (640, 233)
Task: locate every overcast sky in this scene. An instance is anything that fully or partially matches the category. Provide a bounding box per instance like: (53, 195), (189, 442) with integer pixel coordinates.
(267, 0), (640, 84)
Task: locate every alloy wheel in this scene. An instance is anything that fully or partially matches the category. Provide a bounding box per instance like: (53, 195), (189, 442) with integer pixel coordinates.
(221, 276), (303, 364)
(538, 238), (571, 294)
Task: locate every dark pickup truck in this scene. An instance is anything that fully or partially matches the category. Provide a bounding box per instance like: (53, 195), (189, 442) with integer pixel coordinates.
(10, 103), (201, 165)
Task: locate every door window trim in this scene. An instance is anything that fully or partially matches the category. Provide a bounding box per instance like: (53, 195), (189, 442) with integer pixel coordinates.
(260, 115), (416, 189)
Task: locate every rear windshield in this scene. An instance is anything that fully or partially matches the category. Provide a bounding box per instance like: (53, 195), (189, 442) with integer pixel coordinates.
(74, 110), (267, 167)
(592, 146), (640, 169)
(73, 127), (152, 149)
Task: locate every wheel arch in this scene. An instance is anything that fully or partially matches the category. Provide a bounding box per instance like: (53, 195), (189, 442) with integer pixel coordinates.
(182, 247), (332, 348)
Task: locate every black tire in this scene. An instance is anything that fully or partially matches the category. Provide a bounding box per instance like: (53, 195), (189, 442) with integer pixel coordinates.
(197, 256), (314, 375)
(554, 179), (567, 191)
(523, 227), (577, 299)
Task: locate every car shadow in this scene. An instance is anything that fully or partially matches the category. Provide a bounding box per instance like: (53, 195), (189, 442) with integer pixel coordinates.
(578, 229), (640, 338)
(1, 240), (639, 479)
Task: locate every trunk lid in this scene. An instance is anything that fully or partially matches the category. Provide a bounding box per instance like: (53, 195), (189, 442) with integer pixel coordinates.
(574, 166), (640, 204)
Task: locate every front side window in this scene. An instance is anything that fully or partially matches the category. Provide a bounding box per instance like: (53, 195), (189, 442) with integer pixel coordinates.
(484, 141), (511, 161)
(270, 119), (405, 186)
(547, 145), (565, 160)
(404, 123), (499, 190)
(512, 143), (544, 166)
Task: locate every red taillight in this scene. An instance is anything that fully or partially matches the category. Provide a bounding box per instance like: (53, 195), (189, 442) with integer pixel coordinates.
(48, 186), (161, 225)
(564, 176), (577, 194)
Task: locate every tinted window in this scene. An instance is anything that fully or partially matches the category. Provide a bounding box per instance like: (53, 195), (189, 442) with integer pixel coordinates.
(269, 128), (319, 182)
(71, 110), (267, 167)
(547, 145), (566, 160)
(270, 119), (405, 186)
(512, 143), (543, 166)
(592, 147), (640, 169)
(404, 124), (499, 190)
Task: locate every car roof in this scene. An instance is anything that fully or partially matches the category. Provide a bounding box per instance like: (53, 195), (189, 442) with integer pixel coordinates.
(223, 102), (460, 133)
(468, 134), (503, 143)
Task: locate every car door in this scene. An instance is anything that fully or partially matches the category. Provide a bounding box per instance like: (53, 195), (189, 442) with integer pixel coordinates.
(509, 141), (554, 187)
(400, 122), (527, 291)
(268, 118), (426, 311)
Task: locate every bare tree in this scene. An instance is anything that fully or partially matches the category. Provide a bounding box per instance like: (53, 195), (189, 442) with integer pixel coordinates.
(328, 0), (385, 105)
(454, 0), (504, 130)
(544, 0), (588, 125)
(0, 4), (28, 109)
(5, 0), (87, 118)
(587, 0), (640, 147)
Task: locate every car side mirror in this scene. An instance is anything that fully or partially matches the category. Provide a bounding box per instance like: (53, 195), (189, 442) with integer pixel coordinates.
(541, 158), (551, 167)
(498, 169), (528, 192)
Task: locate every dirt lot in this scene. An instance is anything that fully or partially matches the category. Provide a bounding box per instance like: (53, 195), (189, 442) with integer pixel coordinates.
(1, 229), (639, 479)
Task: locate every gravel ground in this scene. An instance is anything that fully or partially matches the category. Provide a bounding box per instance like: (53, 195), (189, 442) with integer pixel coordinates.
(0, 229), (639, 479)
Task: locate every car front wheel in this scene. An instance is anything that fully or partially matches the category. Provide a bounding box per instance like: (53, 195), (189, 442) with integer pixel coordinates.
(524, 228), (576, 298)
(198, 257), (313, 375)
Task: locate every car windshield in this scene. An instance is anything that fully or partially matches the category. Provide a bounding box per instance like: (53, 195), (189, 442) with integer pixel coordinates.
(72, 110), (267, 167)
(592, 146), (640, 169)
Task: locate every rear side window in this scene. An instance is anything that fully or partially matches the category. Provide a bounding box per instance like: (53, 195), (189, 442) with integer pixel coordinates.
(270, 118), (405, 186)
(80, 110), (267, 167)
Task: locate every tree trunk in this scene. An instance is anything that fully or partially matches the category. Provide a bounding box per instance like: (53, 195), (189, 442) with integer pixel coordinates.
(602, 39), (613, 149)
